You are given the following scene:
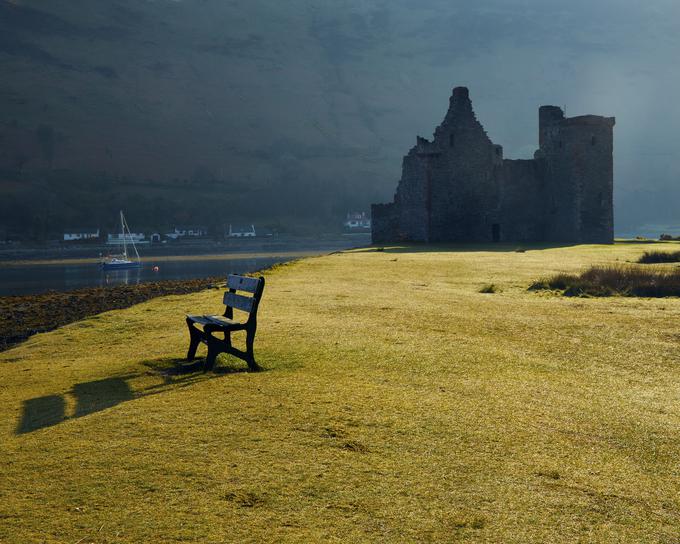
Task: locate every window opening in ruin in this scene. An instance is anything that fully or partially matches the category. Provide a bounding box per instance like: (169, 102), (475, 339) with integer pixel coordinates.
(558, 141), (562, 149)
(495, 147), (501, 156)
(492, 223), (500, 242)
(449, 134), (455, 148)
(591, 135), (597, 146)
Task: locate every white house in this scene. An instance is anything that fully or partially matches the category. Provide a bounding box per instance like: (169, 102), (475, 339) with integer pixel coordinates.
(227, 224), (256, 237)
(107, 232), (147, 245)
(169, 226), (208, 238)
(63, 228), (100, 241)
(343, 212), (371, 230)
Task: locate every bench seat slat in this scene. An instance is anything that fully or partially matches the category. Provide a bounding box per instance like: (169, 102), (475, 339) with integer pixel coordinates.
(227, 274), (261, 293)
(187, 314), (241, 327)
(223, 292), (254, 313)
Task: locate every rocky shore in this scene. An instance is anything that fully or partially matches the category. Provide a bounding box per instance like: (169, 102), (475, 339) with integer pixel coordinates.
(0, 278), (223, 351)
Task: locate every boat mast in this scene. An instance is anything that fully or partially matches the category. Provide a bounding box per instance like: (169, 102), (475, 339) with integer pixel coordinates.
(120, 210), (127, 259)
(121, 211), (140, 262)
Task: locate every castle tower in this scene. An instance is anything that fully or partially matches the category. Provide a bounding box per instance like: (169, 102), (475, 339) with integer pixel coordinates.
(537, 107), (615, 243)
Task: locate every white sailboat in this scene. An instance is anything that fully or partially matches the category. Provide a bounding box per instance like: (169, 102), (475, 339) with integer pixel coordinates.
(102, 211), (142, 270)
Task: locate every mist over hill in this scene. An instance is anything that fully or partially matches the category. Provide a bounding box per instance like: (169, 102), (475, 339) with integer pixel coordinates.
(1, 0), (679, 238)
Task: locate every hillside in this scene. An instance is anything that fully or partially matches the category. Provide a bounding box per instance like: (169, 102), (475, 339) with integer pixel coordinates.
(1, 242), (679, 542)
(2, 1), (679, 236)
(0, 0), (408, 234)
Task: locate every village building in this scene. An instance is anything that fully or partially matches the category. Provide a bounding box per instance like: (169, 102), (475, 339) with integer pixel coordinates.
(227, 224), (256, 238)
(63, 228), (100, 242)
(166, 226), (208, 239)
(372, 87), (615, 244)
(107, 232), (146, 245)
(343, 212), (371, 231)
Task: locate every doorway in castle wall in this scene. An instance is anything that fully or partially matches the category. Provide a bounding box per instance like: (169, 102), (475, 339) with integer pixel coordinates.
(492, 224), (501, 242)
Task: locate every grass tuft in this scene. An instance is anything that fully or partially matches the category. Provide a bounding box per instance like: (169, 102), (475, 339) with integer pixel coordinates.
(340, 440), (369, 453)
(451, 516), (487, 530)
(536, 469), (561, 480)
(530, 265), (680, 297)
(321, 425), (347, 439)
(479, 283), (499, 293)
(222, 490), (268, 508)
(638, 250), (680, 264)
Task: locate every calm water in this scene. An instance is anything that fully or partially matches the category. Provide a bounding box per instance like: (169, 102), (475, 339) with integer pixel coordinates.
(0, 257), (294, 296)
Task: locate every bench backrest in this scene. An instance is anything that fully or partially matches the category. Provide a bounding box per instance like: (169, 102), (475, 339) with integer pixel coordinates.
(223, 274), (265, 320)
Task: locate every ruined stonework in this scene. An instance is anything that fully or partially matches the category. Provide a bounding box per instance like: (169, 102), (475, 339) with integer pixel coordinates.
(372, 87), (615, 244)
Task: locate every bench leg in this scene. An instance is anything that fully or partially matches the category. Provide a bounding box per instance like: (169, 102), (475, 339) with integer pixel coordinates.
(205, 332), (221, 371)
(245, 328), (261, 371)
(186, 319), (202, 361)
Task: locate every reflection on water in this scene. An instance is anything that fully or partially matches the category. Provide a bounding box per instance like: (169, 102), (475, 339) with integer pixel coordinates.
(0, 257), (293, 296)
(101, 267), (143, 288)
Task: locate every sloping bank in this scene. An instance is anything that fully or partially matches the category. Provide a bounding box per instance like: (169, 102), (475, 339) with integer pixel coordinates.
(0, 278), (223, 350)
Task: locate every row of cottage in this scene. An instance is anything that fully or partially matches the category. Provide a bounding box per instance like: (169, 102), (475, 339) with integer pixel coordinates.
(63, 225), (257, 243)
(63, 212), (373, 243)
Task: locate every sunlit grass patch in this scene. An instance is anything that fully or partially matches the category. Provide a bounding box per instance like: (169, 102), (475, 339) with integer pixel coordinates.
(530, 265), (680, 297)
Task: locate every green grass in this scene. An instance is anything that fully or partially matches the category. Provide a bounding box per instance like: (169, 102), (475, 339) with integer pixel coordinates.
(530, 264), (680, 297)
(1, 242), (680, 542)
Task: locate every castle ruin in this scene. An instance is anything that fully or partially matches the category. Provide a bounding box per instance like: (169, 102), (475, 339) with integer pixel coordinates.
(372, 87), (615, 244)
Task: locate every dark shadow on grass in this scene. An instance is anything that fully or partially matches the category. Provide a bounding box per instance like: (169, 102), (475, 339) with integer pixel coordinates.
(16, 394), (66, 434)
(73, 377), (133, 418)
(143, 356), (256, 376)
(363, 242), (581, 254)
(16, 356), (259, 435)
(616, 239), (675, 244)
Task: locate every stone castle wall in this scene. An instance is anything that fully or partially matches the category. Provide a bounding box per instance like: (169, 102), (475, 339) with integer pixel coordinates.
(372, 87), (615, 244)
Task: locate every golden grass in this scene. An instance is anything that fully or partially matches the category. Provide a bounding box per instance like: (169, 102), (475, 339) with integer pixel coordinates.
(1, 242), (679, 543)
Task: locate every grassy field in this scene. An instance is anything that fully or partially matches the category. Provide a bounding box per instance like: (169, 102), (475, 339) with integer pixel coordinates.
(1, 242), (679, 543)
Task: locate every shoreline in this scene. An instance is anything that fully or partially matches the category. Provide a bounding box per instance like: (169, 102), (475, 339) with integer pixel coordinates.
(0, 276), (225, 352)
(0, 234), (371, 266)
(0, 250), (324, 268)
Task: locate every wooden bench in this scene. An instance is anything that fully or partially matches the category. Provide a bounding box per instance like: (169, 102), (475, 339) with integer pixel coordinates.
(185, 274), (265, 371)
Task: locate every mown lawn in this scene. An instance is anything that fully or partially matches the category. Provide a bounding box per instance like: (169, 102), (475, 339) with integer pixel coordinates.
(1, 242), (679, 543)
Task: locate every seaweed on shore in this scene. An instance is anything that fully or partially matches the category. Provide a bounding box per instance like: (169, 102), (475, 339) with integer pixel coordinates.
(0, 278), (223, 352)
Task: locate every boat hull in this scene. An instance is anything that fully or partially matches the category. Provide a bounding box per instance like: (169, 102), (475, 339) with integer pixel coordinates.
(102, 262), (142, 270)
